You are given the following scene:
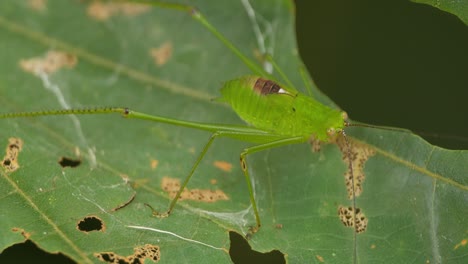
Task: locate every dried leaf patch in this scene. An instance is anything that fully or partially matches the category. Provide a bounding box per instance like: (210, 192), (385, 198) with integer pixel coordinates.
(213, 160), (233, 172)
(335, 136), (375, 199)
(150, 159), (159, 170)
(87, 1), (151, 21)
(454, 239), (467, 250)
(338, 205), (368, 233)
(27, 0), (47, 11)
(150, 42), (173, 66)
(19, 50), (77, 75)
(161, 177), (228, 202)
(2, 137), (23, 172)
(11, 227), (31, 240)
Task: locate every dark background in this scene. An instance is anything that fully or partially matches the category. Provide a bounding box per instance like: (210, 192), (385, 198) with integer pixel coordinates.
(296, 0), (468, 149)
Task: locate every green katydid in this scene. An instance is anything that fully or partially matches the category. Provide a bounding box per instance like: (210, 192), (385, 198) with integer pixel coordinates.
(0, 0), (376, 259)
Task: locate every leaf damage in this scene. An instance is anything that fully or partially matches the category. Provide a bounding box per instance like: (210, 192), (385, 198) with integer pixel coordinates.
(94, 244), (160, 264)
(27, 0), (46, 12)
(315, 255), (325, 262)
(19, 50), (77, 75)
(87, 1), (151, 21)
(334, 136), (376, 199)
(213, 160), (233, 172)
(150, 158), (159, 170)
(77, 215), (105, 233)
(149, 42), (173, 66)
(2, 137), (23, 172)
(161, 176), (229, 202)
(58, 156), (82, 168)
(11, 227), (31, 240)
(454, 238), (467, 250)
(111, 192), (136, 212)
(338, 206), (368, 233)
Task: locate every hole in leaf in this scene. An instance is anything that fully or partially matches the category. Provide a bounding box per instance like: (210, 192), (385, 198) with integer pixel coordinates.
(94, 244), (160, 263)
(229, 231), (285, 264)
(77, 216), (104, 233)
(0, 240), (75, 264)
(58, 157), (81, 168)
(1, 137), (23, 172)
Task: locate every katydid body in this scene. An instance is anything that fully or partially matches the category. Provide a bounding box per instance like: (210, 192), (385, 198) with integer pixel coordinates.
(219, 76), (346, 141)
(0, 75), (349, 233)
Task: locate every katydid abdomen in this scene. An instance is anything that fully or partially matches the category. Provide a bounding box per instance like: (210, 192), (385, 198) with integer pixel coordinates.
(218, 75), (346, 141)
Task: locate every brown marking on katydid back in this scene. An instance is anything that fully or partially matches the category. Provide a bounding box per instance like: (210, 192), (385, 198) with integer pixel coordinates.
(253, 78), (282, 95)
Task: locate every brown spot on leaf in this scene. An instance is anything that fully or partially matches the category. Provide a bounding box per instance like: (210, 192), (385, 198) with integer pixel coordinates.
(95, 244), (160, 264)
(2, 137), (24, 172)
(58, 156), (81, 168)
(150, 159), (159, 170)
(19, 51), (77, 76)
(87, 1), (150, 21)
(161, 176), (228, 202)
(338, 205), (368, 233)
(77, 216), (105, 233)
(11, 227), (31, 240)
(132, 178), (150, 189)
(27, 0), (47, 11)
(149, 42), (173, 66)
(213, 160), (232, 172)
(334, 135), (375, 199)
(275, 223), (283, 229)
(454, 238), (467, 250)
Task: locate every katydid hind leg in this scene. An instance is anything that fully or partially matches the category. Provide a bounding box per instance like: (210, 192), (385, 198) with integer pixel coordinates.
(144, 129), (305, 234)
(238, 136), (307, 235)
(145, 132), (218, 218)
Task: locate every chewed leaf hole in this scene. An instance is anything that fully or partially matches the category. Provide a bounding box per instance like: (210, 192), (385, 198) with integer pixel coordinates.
(229, 231), (285, 264)
(94, 244), (160, 264)
(77, 216), (104, 233)
(58, 156), (81, 168)
(1, 137), (23, 172)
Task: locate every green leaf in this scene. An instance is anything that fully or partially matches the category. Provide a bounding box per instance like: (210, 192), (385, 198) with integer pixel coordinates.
(0, 1), (467, 264)
(413, 0), (468, 25)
